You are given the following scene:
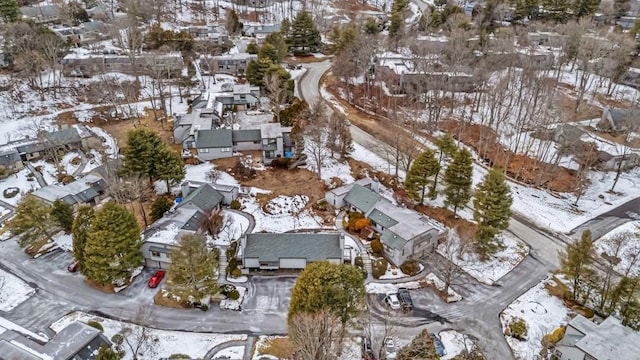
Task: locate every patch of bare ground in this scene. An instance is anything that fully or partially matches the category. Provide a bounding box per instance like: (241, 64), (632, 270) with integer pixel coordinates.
(84, 279), (115, 293)
(439, 119), (578, 193)
(594, 93), (632, 109)
(415, 205), (478, 240)
(153, 290), (188, 309)
(331, 0), (383, 12)
(347, 158), (401, 189)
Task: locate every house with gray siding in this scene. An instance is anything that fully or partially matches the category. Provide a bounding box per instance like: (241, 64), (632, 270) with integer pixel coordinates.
(260, 123), (293, 164)
(597, 107), (640, 133)
(173, 109), (220, 148)
(238, 233), (345, 271)
(195, 129), (234, 160)
(199, 53), (257, 76)
(181, 180), (238, 205)
(0, 148), (24, 172)
(555, 314), (640, 360)
(31, 174), (107, 206)
(326, 179), (445, 266)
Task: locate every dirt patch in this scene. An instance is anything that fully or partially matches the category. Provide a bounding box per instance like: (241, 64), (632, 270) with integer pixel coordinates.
(246, 168), (327, 205)
(153, 290), (189, 309)
(331, 0), (384, 12)
(347, 158), (401, 190)
(84, 279), (115, 293)
(415, 205), (478, 240)
(256, 337), (297, 359)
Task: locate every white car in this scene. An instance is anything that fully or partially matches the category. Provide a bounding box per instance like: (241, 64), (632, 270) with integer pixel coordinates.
(384, 336), (397, 360)
(384, 292), (401, 310)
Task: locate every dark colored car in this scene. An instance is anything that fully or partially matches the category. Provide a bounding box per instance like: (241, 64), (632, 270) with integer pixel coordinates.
(148, 270), (166, 288)
(67, 261), (79, 272)
(429, 333), (446, 357)
(361, 336), (375, 359)
(397, 287), (413, 311)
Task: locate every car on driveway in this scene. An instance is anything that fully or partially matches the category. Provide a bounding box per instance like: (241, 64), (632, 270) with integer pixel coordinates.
(384, 337), (397, 360)
(384, 292), (401, 310)
(397, 287), (413, 311)
(148, 270), (165, 288)
(429, 333), (446, 357)
(67, 261), (79, 272)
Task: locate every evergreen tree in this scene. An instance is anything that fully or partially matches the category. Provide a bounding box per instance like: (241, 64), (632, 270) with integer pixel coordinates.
(121, 128), (164, 183)
(72, 206), (94, 271)
(444, 148), (473, 215)
(225, 9), (242, 35)
(51, 199), (74, 233)
(82, 202), (142, 287)
(259, 43), (280, 64)
(246, 57), (274, 87)
(405, 150), (440, 203)
(246, 42), (259, 54)
(0, 0), (20, 23)
(397, 329), (438, 360)
(572, 0), (600, 18)
(155, 147), (185, 194)
(542, 0), (570, 22)
(6, 195), (56, 247)
(288, 262), (365, 327)
(151, 196), (172, 222)
(96, 345), (121, 360)
(558, 230), (594, 301)
(286, 10), (321, 55)
(388, 11), (404, 50)
(614, 0), (631, 18)
(166, 233), (219, 300)
(473, 167), (513, 254)
(433, 134), (457, 195)
(264, 32), (288, 62)
(364, 16), (382, 34)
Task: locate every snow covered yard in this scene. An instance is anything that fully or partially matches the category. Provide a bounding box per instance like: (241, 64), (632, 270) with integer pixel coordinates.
(304, 149), (355, 187)
(365, 281), (423, 294)
(51, 311), (247, 360)
(239, 193), (327, 233)
(437, 231), (529, 285)
(0, 268), (36, 312)
(220, 286), (247, 311)
(594, 220), (640, 276)
(208, 211), (251, 246)
(31, 160), (59, 185)
(439, 330), (476, 360)
(60, 152), (82, 175)
(0, 168), (41, 206)
(264, 195), (308, 215)
(213, 345), (245, 359)
(500, 277), (570, 360)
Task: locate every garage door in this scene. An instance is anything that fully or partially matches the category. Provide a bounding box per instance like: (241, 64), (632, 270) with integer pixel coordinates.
(280, 258), (307, 269)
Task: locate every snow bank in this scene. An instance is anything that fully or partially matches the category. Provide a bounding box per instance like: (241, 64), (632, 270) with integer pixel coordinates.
(439, 330), (475, 360)
(239, 195), (327, 233)
(594, 220), (640, 276)
(220, 286), (246, 311)
(365, 281), (423, 294)
(425, 273), (463, 303)
(0, 269), (35, 312)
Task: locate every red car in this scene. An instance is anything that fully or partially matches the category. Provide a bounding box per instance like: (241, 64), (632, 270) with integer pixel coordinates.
(148, 270), (166, 288)
(67, 262), (79, 272)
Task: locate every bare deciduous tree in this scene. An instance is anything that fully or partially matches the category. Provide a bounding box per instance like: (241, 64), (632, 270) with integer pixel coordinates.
(289, 309), (343, 360)
(265, 72), (289, 125)
(121, 306), (158, 360)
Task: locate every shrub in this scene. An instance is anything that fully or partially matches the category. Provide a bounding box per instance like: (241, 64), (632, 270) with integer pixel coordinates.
(200, 304), (209, 311)
(270, 157), (291, 168)
(354, 256), (364, 268)
(110, 334), (124, 346)
(354, 218), (371, 231)
(400, 259), (421, 276)
(372, 258), (388, 279)
(509, 318), (528, 341)
(228, 258), (238, 272)
(227, 241), (238, 259)
(227, 289), (240, 300)
(370, 239), (383, 255)
(313, 200), (329, 211)
(230, 199), (241, 210)
(151, 196), (173, 221)
(71, 156), (82, 165)
(87, 320), (103, 331)
(169, 354), (191, 359)
(220, 284), (236, 296)
(543, 327), (565, 347)
(3, 187), (19, 199)
(231, 268), (242, 278)
(347, 212), (364, 231)
(184, 157), (200, 165)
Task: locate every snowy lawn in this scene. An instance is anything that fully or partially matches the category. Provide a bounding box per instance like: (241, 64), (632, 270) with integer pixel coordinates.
(425, 273), (463, 303)
(264, 195), (308, 215)
(51, 311), (247, 360)
(500, 277), (570, 360)
(52, 232), (73, 252)
(350, 143), (406, 180)
(365, 281), (423, 294)
(220, 286), (247, 311)
(155, 162), (241, 194)
(0, 268), (35, 312)
(209, 211), (251, 246)
(213, 345), (245, 359)
(379, 263), (424, 280)
(303, 146), (355, 187)
(439, 330), (475, 360)
(31, 160), (59, 185)
(0, 168), (41, 205)
(594, 220), (640, 276)
(239, 193), (328, 233)
(437, 231), (529, 285)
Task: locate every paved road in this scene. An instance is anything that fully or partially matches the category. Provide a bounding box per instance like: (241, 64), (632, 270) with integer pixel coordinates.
(569, 196), (640, 240)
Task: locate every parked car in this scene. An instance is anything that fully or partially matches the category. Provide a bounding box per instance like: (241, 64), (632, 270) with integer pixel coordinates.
(148, 270), (166, 288)
(361, 336), (375, 360)
(384, 337), (397, 360)
(429, 333), (446, 357)
(67, 261), (79, 272)
(384, 292), (401, 310)
(397, 287), (413, 311)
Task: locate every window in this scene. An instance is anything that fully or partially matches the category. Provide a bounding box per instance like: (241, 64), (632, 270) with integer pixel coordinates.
(201, 148), (209, 153)
(151, 251), (160, 257)
(265, 150), (275, 159)
(221, 147), (231, 152)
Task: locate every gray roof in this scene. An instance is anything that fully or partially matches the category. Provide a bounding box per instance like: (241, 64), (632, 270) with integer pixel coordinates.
(344, 184), (382, 213)
(608, 108), (640, 130)
(31, 174), (104, 205)
(368, 209), (399, 229)
(568, 315), (640, 359)
(381, 229), (408, 250)
(44, 128), (81, 146)
(232, 129), (261, 142)
(0, 340), (43, 360)
(195, 129), (232, 148)
(244, 233), (343, 262)
(20, 5), (60, 18)
(42, 322), (103, 359)
(179, 184), (223, 212)
(0, 149), (21, 165)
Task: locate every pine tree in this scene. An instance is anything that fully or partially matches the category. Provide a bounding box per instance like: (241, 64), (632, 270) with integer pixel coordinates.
(264, 32), (288, 62)
(121, 129), (164, 183)
(96, 345), (121, 360)
(388, 11), (404, 50)
(82, 202), (142, 287)
(155, 147), (185, 194)
(286, 10), (321, 55)
(405, 150), (440, 203)
(51, 199), (74, 233)
(542, 0), (570, 22)
(6, 195), (56, 247)
(259, 43), (280, 64)
(444, 148), (473, 216)
(572, 0), (600, 18)
(72, 206), (94, 270)
(166, 233), (219, 300)
(246, 42), (259, 54)
(0, 0), (20, 23)
(151, 196), (172, 221)
(473, 167), (513, 254)
(225, 9), (242, 34)
(433, 134), (457, 195)
(558, 230), (594, 301)
(246, 57), (274, 87)
(397, 329), (438, 360)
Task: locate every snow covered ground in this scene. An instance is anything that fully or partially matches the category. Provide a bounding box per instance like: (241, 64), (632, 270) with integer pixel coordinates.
(51, 311), (247, 360)
(51, 232), (73, 252)
(439, 330), (475, 360)
(500, 277), (570, 360)
(213, 345), (245, 359)
(220, 286), (246, 311)
(0, 168), (41, 206)
(437, 230), (528, 285)
(350, 143), (406, 180)
(0, 268), (36, 312)
(304, 148), (355, 187)
(425, 273), (463, 303)
(240, 192), (328, 233)
(31, 160), (58, 185)
(264, 195), (308, 215)
(594, 220), (640, 276)
(209, 211), (251, 246)
(365, 281), (423, 294)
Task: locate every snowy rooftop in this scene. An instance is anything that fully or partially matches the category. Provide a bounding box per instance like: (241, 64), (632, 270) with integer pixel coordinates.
(260, 123), (291, 139)
(568, 315), (640, 359)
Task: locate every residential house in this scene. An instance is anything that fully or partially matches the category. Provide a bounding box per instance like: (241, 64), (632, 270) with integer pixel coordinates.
(555, 314), (640, 360)
(15, 127), (84, 161)
(61, 52), (184, 78)
(181, 180), (239, 205)
(31, 174), (107, 206)
(326, 178), (446, 266)
(0, 317), (112, 360)
(173, 108), (220, 147)
(260, 123), (293, 165)
(183, 25), (229, 45)
(597, 107), (640, 133)
(243, 23), (281, 42)
(199, 53), (257, 76)
(551, 124), (586, 153)
(621, 67), (640, 90)
(195, 129), (234, 160)
(596, 151), (640, 171)
(0, 148), (24, 173)
(142, 183), (229, 268)
(20, 5), (61, 24)
(214, 84), (261, 111)
(79, 21), (110, 43)
(238, 233), (345, 271)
